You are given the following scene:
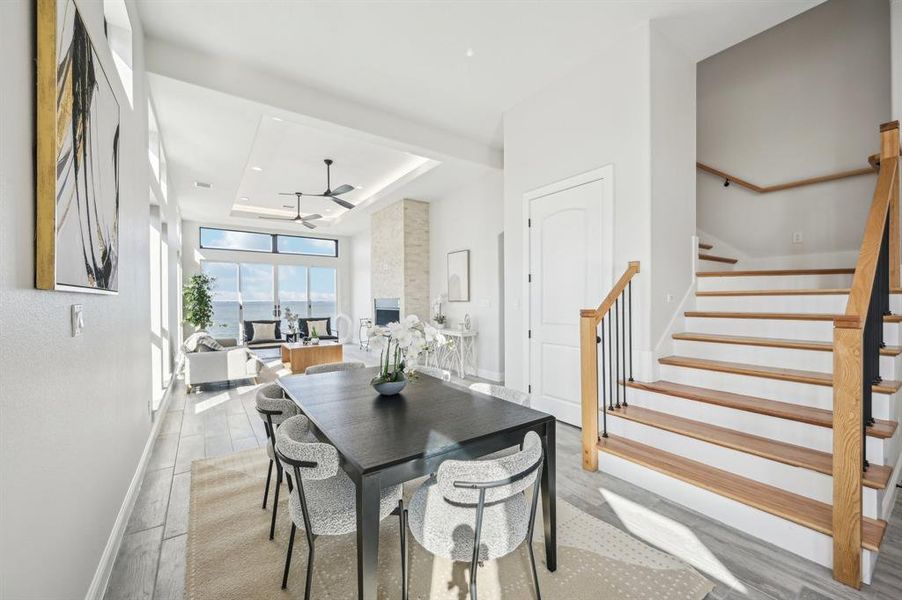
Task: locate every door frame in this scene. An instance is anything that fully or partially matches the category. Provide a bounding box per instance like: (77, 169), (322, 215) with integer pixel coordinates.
(522, 164), (614, 412)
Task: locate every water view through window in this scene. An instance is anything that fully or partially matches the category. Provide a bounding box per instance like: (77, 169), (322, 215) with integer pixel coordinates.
(201, 261), (337, 339)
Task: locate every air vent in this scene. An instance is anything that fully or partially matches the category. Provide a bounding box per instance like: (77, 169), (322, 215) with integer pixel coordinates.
(194, 181), (213, 189)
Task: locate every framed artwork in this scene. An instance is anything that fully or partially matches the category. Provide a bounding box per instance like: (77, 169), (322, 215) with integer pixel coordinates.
(447, 250), (470, 302)
(36, 0), (121, 294)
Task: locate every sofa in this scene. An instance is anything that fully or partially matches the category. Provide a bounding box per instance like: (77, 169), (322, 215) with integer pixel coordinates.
(242, 319), (284, 349)
(296, 317), (338, 341)
(183, 336), (262, 391)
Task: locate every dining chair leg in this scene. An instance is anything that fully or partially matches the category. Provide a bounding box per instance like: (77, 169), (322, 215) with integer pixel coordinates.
(262, 459), (273, 509)
(281, 522), (296, 589)
(304, 535), (316, 600)
(527, 541), (542, 600)
(269, 465), (282, 540)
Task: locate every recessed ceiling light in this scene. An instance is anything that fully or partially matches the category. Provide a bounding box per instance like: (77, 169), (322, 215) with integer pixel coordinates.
(194, 181), (213, 189)
(272, 116), (283, 122)
(465, 48), (475, 58)
(355, 185), (363, 190)
(251, 166), (263, 172)
(240, 196), (249, 201)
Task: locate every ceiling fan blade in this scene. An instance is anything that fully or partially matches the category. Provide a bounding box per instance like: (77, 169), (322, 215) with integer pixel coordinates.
(302, 213), (323, 221)
(329, 195), (355, 210)
(331, 184), (354, 196)
(278, 192), (300, 196)
(302, 221), (317, 229)
(258, 216), (293, 221)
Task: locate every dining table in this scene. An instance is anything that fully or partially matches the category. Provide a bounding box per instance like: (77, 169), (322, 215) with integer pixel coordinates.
(278, 366), (557, 600)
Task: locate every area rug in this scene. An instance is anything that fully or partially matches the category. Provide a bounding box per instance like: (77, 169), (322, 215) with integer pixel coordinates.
(187, 448), (714, 599)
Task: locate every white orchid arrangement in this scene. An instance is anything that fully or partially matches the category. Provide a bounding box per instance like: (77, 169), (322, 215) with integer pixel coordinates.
(368, 315), (449, 383)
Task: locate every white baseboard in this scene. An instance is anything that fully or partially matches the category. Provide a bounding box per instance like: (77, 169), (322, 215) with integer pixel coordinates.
(476, 368), (504, 382)
(85, 363), (182, 600)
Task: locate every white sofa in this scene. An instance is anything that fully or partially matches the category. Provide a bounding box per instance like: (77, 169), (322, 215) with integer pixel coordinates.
(184, 337), (262, 390)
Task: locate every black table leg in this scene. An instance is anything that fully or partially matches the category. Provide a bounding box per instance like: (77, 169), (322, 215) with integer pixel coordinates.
(541, 419), (557, 571)
(356, 474), (381, 600)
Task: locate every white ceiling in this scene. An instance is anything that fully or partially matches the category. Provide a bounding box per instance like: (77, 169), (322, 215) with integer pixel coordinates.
(140, 0), (822, 235)
(138, 1), (820, 150)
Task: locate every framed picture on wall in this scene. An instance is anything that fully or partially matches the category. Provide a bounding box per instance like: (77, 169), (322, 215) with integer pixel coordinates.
(35, 0), (121, 294)
(447, 250), (470, 302)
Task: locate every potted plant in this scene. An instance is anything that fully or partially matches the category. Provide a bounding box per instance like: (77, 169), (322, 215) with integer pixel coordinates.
(182, 273), (217, 331)
(309, 326), (320, 345)
(368, 315), (447, 395)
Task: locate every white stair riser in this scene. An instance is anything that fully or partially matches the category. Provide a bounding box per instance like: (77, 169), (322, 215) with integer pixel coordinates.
(672, 340), (897, 379)
(697, 274), (854, 292)
(605, 416), (882, 517)
(597, 451), (878, 584)
(657, 364), (894, 420)
(684, 317), (901, 345)
(695, 294), (848, 313)
(620, 388), (888, 461)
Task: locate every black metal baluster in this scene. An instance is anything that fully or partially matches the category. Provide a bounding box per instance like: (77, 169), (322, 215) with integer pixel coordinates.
(621, 290), (628, 407)
(628, 280), (634, 383)
(600, 318), (607, 438)
(607, 307), (614, 412)
(614, 298), (621, 409)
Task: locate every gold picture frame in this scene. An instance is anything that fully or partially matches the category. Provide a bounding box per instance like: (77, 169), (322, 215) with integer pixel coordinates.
(36, 0), (121, 294)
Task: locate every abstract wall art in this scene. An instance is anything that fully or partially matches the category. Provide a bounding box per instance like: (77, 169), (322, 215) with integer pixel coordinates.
(36, 0), (121, 293)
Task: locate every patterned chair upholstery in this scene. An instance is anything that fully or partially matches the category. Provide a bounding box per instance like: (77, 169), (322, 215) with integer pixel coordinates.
(304, 361), (366, 375)
(413, 365), (452, 382)
(407, 431), (544, 600)
(254, 382), (301, 540)
(275, 415), (405, 596)
(469, 382), (530, 406)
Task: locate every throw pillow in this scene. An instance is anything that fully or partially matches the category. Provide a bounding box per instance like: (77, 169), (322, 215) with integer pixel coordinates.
(198, 336), (224, 352)
(183, 331), (209, 352)
(306, 320), (329, 337)
(252, 322), (277, 341)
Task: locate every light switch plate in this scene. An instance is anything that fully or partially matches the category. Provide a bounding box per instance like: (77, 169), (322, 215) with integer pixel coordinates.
(71, 304), (84, 337)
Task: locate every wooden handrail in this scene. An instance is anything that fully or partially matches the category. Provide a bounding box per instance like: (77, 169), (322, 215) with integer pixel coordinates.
(580, 261), (640, 325)
(580, 261), (640, 471)
(697, 161), (876, 194)
(832, 120), (899, 589)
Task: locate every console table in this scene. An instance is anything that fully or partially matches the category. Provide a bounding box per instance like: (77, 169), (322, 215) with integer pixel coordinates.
(429, 328), (477, 378)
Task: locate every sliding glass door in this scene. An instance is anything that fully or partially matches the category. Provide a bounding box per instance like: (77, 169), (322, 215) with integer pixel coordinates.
(201, 261), (337, 340)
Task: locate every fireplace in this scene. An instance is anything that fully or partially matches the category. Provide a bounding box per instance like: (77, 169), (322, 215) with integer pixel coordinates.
(374, 298), (400, 326)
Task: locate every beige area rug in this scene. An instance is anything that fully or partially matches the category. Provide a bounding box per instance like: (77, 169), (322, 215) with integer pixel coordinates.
(187, 449), (713, 599)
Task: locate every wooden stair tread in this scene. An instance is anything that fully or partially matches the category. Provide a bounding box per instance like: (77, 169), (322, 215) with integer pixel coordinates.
(699, 242), (714, 250)
(624, 380), (897, 438)
(697, 288), (902, 296)
(606, 405), (891, 489)
(596, 435), (887, 551)
(697, 268), (855, 277)
(658, 355), (902, 394)
(672, 331), (902, 356)
(686, 311), (839, 321)
(699, 253), (738, 264)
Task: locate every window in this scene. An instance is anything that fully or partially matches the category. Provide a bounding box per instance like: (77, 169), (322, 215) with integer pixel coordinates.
(277, 234), (338, 257)
(199, 228), (273, 253)
(198, 227), (338, 257)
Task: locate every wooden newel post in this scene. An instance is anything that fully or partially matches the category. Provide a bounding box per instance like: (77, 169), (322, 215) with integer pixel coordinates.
(580, 310), (599, 471)
(832, 316), (863, 588)
(882, 121), (900, 288)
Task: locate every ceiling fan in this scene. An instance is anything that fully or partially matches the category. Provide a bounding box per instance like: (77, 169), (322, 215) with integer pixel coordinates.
(259, 192), (322, 229)
(279, 158), (356, 210)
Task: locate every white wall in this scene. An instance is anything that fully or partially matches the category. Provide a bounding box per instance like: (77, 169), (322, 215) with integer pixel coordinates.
(429, 172), (505, 381)
(650, 26), (697, 349)
(350, 228), (372, 342)
(893, 0), (902, 121)
(0, 0), (159, 596)
(697, 0), (891, 263)
(180, 221), (351, 338)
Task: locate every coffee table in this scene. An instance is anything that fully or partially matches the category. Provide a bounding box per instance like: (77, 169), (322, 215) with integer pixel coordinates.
(280, 341), (344, 374)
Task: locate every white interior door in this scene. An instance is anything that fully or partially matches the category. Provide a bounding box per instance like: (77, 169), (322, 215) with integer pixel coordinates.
(528, 172), (611, 426)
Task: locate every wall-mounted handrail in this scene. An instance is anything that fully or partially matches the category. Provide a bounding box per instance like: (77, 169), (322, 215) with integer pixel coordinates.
(831, 121), (899, 589)
(697, 160), (877, 194)
(580, 261), (640, 471)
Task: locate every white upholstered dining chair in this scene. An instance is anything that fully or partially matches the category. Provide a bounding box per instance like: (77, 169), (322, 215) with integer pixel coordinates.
(254, 382), (300, 540)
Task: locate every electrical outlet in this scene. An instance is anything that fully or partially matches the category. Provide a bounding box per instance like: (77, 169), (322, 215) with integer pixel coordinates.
(793, 231), (804, 244)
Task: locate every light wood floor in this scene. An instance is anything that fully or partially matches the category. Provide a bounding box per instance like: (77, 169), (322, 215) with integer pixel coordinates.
(105, 352), (902, 599)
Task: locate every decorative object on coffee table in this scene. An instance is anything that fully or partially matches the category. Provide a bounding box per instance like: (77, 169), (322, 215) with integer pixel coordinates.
(368, 315), (448, 395)
(280, 340), (343, 374)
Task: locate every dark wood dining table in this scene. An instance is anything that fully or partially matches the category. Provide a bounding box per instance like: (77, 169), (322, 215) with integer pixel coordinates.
(278, 366), (557, 600)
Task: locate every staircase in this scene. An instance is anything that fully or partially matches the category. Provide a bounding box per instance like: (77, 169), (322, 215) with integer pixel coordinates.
(579, 122), (902, 588)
